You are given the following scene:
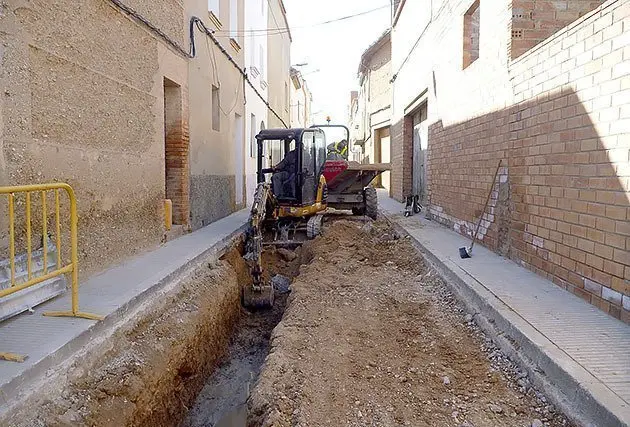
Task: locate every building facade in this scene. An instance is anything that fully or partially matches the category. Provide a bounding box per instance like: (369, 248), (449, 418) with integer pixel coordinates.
(244, 0), (270, 205)
(289, 67), (313, 129)
(391, 0), (629, 321)
(190, 0), (246, 230)
(350, 30), (392, 192)
(267, 0), (292, 130)
(0, 0), (285, 282)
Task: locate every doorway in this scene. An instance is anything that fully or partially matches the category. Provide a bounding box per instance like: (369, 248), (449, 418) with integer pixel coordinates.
(373, 127), (391, 192)
(411, 103), (428, 205)
(163, 78), (188, 225)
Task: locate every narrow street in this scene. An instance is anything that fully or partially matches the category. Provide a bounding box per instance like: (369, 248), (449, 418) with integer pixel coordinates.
(0, 1), (628, 426)
(6, 217), (571, 427)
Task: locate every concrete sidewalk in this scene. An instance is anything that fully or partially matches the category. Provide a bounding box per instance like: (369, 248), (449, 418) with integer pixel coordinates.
(379, 193), (630, 427)
(0, 209), (248, 415)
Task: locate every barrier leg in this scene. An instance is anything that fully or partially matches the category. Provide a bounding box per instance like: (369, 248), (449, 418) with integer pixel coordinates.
(0, 352), (26, 363)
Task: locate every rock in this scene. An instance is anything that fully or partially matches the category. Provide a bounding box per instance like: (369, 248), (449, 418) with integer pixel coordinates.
(271, 275), (291, 293)
(451, 410), (459, 418)
(458, 422), (474, 427)
(464, 314), (473, 323)
(443, 376), (451, 386)
(487, 403), (503, 414)
(531, 419), (544, 427)
(277, 248), (297, 261)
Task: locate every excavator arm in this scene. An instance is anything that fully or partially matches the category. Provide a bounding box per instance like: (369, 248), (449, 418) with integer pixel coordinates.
(242, 183), (275, 307)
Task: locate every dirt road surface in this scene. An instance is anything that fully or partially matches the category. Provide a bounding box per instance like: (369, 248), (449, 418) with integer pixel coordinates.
(249, 219), (570, 427)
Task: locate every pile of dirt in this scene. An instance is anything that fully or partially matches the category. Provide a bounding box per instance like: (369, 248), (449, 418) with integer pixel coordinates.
(248, 218), (571, 427)
(6, 256), (242, 427)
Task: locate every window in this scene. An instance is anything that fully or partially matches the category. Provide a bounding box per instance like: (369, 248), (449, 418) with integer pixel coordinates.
(212, 85), (220, 131)
(463, 0), (480, 69)
(208, 0), (219, 17)
(250, 113), (256, 158)
(230, 0), (238, 39)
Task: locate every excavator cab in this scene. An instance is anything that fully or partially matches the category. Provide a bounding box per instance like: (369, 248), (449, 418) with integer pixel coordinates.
(255, 128), (328, 214)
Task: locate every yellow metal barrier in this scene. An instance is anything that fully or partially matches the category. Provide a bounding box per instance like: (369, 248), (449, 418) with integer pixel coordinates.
(0, 183), (103, 363)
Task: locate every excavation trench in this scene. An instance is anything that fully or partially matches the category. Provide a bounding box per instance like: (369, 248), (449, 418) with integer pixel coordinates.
(5, 239), (306, 427)
(182, 246), (306, 427)
(8, 218), (573, 427)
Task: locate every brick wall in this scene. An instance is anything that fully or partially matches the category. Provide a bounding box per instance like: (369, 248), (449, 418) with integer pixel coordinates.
(427, 0), (630, 322)
(164, 81), (190, 226)
(511, 0), (605, 59)
(390, 115), (413, 200)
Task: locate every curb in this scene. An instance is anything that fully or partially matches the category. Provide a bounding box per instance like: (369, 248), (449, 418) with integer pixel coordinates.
(383, 212), (630, 427)
(0, 224), (246, 420)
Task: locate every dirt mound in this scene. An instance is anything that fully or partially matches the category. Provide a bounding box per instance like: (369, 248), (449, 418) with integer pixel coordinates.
(248, 219), (570, 427)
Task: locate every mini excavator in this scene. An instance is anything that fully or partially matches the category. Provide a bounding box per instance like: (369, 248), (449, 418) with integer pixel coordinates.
(242, 125), (389, 308)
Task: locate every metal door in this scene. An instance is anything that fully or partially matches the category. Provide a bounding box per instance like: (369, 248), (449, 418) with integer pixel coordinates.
(411, 105), (428, 202)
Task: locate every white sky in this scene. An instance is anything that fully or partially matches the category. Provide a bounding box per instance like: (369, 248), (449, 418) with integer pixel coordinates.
(283, 0), (391, 125)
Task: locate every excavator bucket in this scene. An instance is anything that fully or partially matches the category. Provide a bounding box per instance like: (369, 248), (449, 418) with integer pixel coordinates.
(242, 282), (274, 309)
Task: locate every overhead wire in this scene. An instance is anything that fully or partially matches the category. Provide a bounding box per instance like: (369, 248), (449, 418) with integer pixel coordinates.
(106, 0), (289, 128)
(190, 17), (289, 128)
(213, 4), (390, 35)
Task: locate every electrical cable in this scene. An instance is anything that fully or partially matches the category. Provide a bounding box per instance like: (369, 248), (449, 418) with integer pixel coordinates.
(190, 17), (289, 128)
(213, 4), (390, 35)
(266, 0), (283, 36)
(106, 0), (288, 128)
(220, 73), (243, 116)
(108, 0), (191, 57)
(390, 0), (448, 82)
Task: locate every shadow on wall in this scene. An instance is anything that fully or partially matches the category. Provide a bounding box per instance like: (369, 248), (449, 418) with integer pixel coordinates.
(426, 87), (629, 322)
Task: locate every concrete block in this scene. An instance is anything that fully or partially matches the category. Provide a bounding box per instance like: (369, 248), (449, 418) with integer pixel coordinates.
(584, 278), (603, 297)
(602, 285), (623, 306)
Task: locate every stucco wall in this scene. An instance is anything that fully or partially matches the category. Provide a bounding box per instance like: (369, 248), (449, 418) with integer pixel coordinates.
(0, 0), (188, 276)
(0, 0), (249, 278)
(244, 0), (269, 205)
(267, 0), (291, 129)
(187, 0), (245, 229)
(352, 34), (392, 164)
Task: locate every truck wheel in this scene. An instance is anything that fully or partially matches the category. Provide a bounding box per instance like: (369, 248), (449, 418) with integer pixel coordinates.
(364, 187), (378, 220)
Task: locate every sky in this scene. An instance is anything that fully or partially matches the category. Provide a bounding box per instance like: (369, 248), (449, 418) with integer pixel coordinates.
(283, 0), (391, 125)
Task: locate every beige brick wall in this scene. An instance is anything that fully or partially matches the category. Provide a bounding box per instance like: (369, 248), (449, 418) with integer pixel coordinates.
(427, 0), (630, 322)
(511, 0), (605, 59)
(366, 39), (392, 116)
